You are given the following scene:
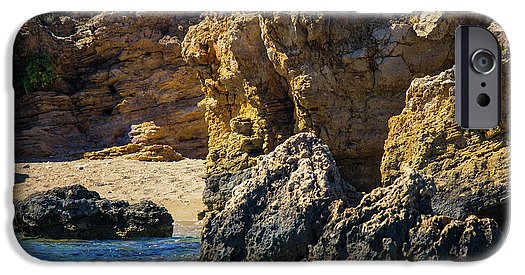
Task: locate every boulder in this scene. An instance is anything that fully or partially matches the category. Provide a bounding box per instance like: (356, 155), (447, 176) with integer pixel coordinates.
(14, 185), (173, 239)
(199, 132), (359, 261)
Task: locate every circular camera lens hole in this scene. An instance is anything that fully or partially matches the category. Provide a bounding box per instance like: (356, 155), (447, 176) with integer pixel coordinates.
(477, 93), (490, 107)
(471, 49), (496, 74)
(481, 82), (486, 87)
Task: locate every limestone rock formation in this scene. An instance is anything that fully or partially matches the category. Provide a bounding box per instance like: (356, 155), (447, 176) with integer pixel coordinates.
(14, 12), (509, 261)
(183, 13), (296, 177)
(83, 121), (185, 161)
(15, 12), (207, 161)
(183, 12), (490, 191)
(380, 68), (509, 222)
(187, 12), (508, 261)
(14, 185), (174, 239)
(199, 133), (358, 261)
(84, 143), (183, 162)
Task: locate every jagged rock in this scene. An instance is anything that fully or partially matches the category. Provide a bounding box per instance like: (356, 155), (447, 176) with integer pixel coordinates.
(310, 170), (436, 260)
(309, 170), (499, 261)
(15, 12), (208, 161)
(403, 215), (499, 261)
(14, 185), (174, 239)
(380, 68), (509, 222)
(200, 138), (499, 261)
(183, 12), (490, 191)
(199, 133), (358, 261)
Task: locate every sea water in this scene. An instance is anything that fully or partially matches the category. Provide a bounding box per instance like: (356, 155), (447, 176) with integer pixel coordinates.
(17, 236), (200, 261)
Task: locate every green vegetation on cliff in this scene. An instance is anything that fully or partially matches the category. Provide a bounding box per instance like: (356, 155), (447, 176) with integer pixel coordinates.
(15, 51), (60, 93)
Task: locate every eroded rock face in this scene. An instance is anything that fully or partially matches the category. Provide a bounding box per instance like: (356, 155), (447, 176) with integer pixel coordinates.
(200, 133), (358, 261)
(183, 12), (489, 191)
(84, 143), (184, 161)
(380, 68), (509, 222)
(199, 133), (499, 261)
(14, 185), (174, 239)
(15, 12), (208, 161)
(190, 13), (508, 261)
(380, 19), (510, 223)
(183, 13), (296, 176)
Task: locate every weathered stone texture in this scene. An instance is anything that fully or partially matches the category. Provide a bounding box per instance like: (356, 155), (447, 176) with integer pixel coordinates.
(380, 68), (509, 221)
(199, 134), (500, 261)
(183, 12), (487, 191)
(200, 133), (358, 261)
(15, 12), (208, 161)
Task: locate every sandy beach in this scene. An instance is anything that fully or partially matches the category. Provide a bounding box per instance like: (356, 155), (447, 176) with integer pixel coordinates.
(14, 158), (206, 236)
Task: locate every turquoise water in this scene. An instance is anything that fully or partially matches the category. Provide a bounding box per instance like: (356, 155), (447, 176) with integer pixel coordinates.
(17, 236), (200, 261)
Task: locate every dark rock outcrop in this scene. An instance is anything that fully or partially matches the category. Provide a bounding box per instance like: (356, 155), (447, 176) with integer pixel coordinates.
(199, 134), (501, 261)
(310, 170), (436, 260)
(14, 185), (174, 239)
(404, 215), (499, 261)
(200, 133), (358, 261)
(311, 170), (499, 260)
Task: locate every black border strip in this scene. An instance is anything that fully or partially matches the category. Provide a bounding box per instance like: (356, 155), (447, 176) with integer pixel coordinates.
(497, 42), (502, 124)
(461, 27), (469, 127)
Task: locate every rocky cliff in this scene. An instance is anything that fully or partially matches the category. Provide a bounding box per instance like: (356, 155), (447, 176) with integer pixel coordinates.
(381, 21), (510, 224)
(380, 68), (509, 224)
(15, 12), (208, 161)
(189, 12), (509, 261)
(182, 12), (489, 191)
